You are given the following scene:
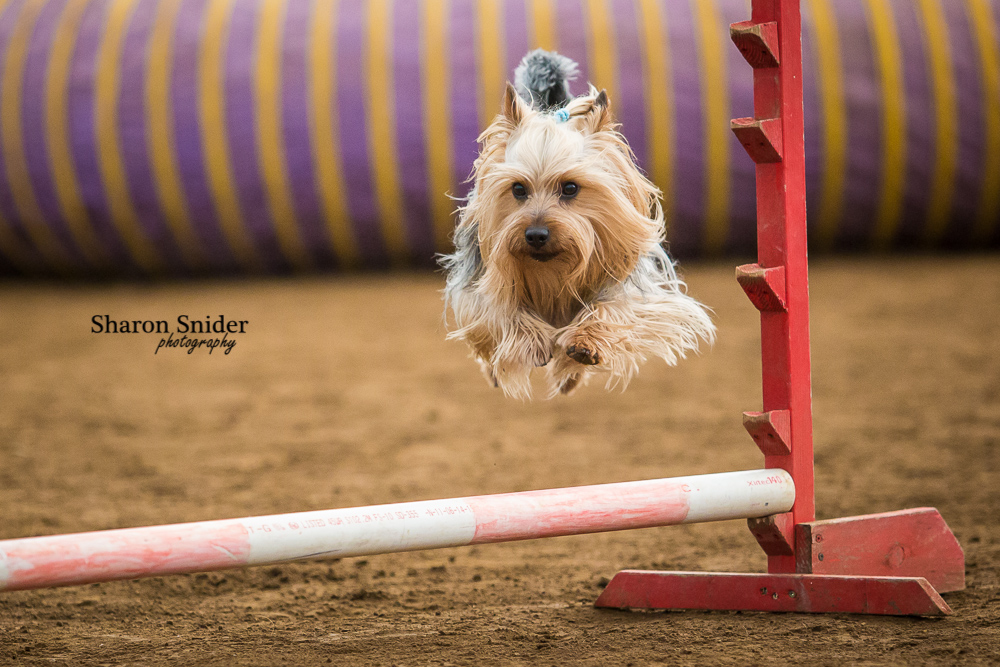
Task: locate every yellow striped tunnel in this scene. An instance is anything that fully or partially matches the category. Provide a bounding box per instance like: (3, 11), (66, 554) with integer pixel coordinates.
(0, 0), (997, 276)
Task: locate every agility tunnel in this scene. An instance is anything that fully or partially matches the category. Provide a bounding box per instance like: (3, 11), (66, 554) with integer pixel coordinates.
(0, 0), (997, 277)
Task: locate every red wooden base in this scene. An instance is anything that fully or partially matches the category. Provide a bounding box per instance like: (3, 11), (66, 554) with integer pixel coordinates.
(594, 508), (963, 617)
(594, 571), (952, 616)
(797, 508), (965, 593)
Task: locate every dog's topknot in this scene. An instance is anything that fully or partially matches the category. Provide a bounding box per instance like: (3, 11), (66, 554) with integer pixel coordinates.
(513, 49), (579, 111)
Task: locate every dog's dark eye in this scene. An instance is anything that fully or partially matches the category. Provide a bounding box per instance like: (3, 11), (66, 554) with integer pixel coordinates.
(561, 182), (579, 199)
(512, 183), (528, 200)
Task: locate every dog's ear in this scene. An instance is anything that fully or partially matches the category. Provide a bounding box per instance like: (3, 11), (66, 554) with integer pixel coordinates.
(580, 89), (613, 134)
(502, 83), (528, 126)
(594, 89), (609, 109)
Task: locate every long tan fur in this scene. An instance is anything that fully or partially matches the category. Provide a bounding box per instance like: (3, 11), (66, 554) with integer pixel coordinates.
(442, 84), (715, 399)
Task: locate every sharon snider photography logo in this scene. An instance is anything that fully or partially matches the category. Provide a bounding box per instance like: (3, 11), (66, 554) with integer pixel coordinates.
(91, 315), (247, 355)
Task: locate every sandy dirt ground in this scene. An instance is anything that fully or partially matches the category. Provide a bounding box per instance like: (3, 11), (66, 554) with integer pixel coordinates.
(0, 256), (998, 666)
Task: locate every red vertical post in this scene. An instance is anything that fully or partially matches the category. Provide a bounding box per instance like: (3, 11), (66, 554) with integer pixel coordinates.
(734, 0), (814, 574)
(596, 2), (962, 615)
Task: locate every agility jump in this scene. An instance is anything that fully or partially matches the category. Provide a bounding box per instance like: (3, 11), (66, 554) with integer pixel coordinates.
(0, 0), (968, 617)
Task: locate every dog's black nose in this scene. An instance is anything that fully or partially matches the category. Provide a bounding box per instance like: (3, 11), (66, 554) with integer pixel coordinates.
(525, 226), (549, 249)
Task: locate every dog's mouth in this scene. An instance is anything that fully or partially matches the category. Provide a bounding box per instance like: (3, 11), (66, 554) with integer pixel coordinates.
(528, 250), (560, 263)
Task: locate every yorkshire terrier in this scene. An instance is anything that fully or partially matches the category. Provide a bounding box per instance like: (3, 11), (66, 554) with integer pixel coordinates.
(441, 50), (715, 399)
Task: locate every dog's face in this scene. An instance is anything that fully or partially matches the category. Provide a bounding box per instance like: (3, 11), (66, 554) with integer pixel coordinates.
(467, 85), (662, 307)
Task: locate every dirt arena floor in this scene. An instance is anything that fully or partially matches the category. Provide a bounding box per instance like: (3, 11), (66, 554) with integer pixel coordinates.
(1, 256), (998, 665)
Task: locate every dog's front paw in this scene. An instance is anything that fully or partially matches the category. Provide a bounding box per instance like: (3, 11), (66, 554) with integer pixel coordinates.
(566, 343), (600, 366)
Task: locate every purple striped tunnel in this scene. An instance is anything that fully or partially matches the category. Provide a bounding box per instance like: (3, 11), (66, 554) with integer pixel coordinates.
(0, 0), (997, 277)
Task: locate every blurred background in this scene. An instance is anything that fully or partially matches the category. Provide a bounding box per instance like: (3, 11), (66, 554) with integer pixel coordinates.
(0, 0), (996, 278)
